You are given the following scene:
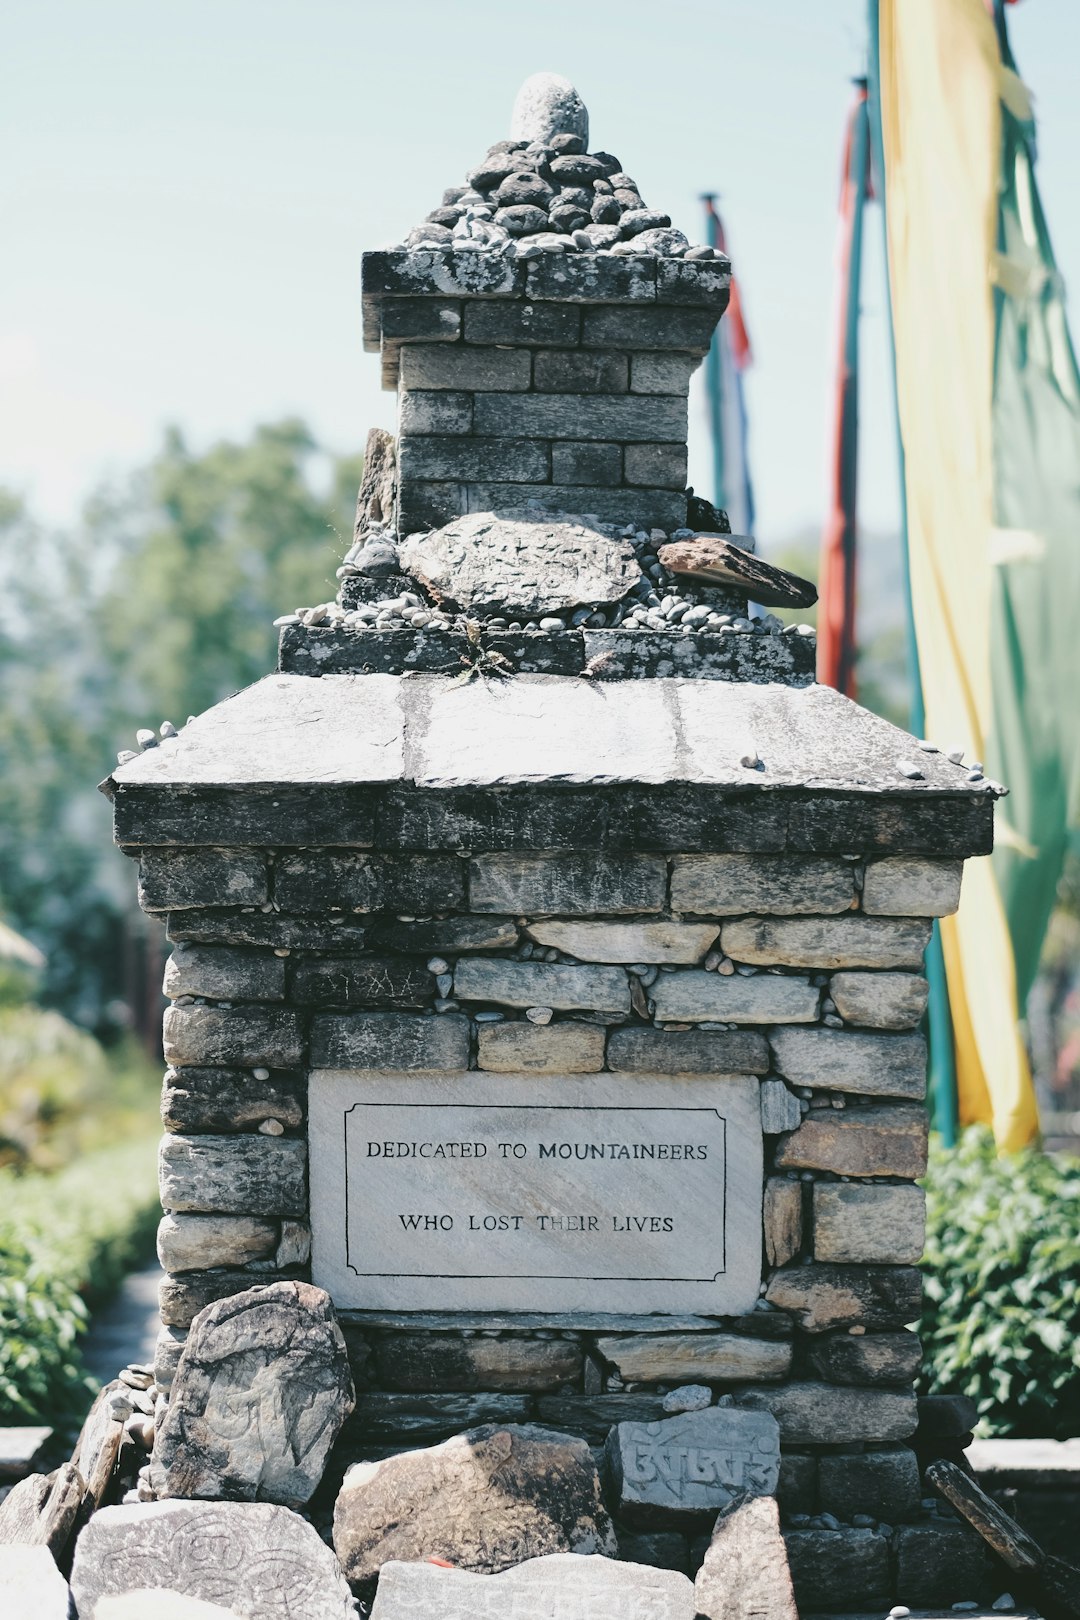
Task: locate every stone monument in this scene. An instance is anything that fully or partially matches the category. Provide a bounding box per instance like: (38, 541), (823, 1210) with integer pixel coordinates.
(101, 71), (1004, 1610)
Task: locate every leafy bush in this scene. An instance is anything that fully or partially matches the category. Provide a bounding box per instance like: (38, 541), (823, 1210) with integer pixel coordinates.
(921, 1127), (1080, 1436)
(0, 1135), (159, 1424)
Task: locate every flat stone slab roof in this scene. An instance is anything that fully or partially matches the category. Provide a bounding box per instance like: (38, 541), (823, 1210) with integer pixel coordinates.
(969, 1436), (1080, 1486)
(108, 673), (1000, 797)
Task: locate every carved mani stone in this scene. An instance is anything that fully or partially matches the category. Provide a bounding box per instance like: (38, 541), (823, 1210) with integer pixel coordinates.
(605, 1407), (782, 1527)
(69, 1500), (356, 1620)
(370, 1553), (696, 1619)
(150, 1281), (354, 1508)
(333, 1423), (616, 1595)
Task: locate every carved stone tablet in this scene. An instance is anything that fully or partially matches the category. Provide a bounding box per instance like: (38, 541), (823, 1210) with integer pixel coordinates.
(70, 1501), (356, 1620)
(370, 1553), (695, 1619)
(308, 1070), (763, 1314)
(604, 1407), (782, 1525)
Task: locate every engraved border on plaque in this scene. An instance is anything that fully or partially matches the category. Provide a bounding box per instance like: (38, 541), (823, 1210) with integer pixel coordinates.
(341, 1101), (728, 1283)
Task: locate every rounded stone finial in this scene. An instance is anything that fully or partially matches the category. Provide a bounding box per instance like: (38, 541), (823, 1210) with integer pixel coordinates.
(510, 72), (589, 147)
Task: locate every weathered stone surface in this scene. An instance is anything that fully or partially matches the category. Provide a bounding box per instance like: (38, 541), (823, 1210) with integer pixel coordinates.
(721, 915), (931, 969)
(155, 1326), (187, 1392)
(309, 1070), (763, 1316)
(582, 627), (813, 685)
(670, 854), (853, 915)
(0, 1463), (82, 1556)
(606, 1026), (769, 1074)
(309, 1011), (469, 1070)
(466, 301), (581, 347)
(818, 1446), (922, 1523)
(808, 1329), (922, 1387)
(631, 352), (699, 393)
(151, 1283), (354, 1507)
(369, 915), (519, 953)
(813, 1182), (926, 1264)
(581, 305), (718, 354)
(783, 1526), (891, 1613)
(535, 1392), (668, 1442)
(0, 1545), (70, 1619)
(660, 536), (816, 610)
(770, 1026), (927, 1099)
(774, 1103), (929, 1178)
(70, 1500), (356, 1619)
(333, 1424), (616, 1590)
(159, 1133), (306, 1217)
(161, 1067), (305, 1133)
(274, 851), (463, 913)
(525, 919), (719, 964)
(829, 970), (929, 1028)
(760, 1079), (803, 1134)
(160, 1271), (297, 1330)
(454, 957), (630, 1013)
(470, 852), (667, 914)
(472, 391), (685, 442)
(652, 971), (819, 1024)
(765, 1264), (922, 1333)
(162, 1005), (303, 1070)
(75, 1384), (125, 1507)
(862, 855), (964, 916)
(777, 1451), (817, 1515)
(525, 252), (657, 305)
(138, 848), (268, 911)
(476, 1019), (605, 1072)
(163, 945), (285, 1003)
(157, 1212), (278, 1271)
(94, 1592), (239, 1619)
(354, 424), (398, 531)
(596, 1332), (792, 1383)
(168, 910), (369, 950)
(0, 1426), (51, 1481)
(736, 1381), (917, 1443)
(290, 956), (432, 1009)
(346, 1392), (532, 1443)
(510, 71), (589, 143)
(370, 1553), (695, 1620)
(399, 509), (641, 616)
(369, 1333), (581, 1393)
(399, 343), (531, 392)
(617, 1530), (692, 1571)
(605, 1407), (781, 1526)
(764, 1176), (803, 1267)
(695, 1493), (798, 1620)
(399, 433), (549, 482)
(891, 1520), (995, 1606)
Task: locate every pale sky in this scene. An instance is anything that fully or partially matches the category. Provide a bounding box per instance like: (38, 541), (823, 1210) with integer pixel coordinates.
(3, 0), (1078, 554)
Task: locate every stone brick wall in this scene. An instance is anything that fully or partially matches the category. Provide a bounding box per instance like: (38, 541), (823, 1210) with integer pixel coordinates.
(135, 817), (966, 1563)
(362, 249), (727, 534)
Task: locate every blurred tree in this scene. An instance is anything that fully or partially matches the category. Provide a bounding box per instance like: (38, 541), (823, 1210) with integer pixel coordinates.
(0, 422), (362, 1034)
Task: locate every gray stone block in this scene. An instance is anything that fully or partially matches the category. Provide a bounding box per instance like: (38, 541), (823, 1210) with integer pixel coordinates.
(465, 483), (687, 530)
(369, 1333), (582, 1393)
(139, 848), (269, 911)
(274, 852), (464, 913)
(770, 1027), (927, 1099)
(477, 1020), (606, 1072)
(398, 388), (474, 435)
(162, 1005), (304, 1069)
(596, 1332), (792, 1383)
(463, 299), (580, 346)
(829, 970), (929, 1029)
(580, 629), (813, 684)
(532, 349), (628, 393)
(670, 854), (855, 916)
(156, 1213), (279, 1271)
(159, 1132), (307, 1217)
(290, 956), (433, 1008)
(812, 1182), (926, 1264)
(369, 1554), (695, 1619)
(818, 1446), (922, 1522)
(399, 343), (531, 391)
(582, 304), (720, 352)
(454, 957), (630, 1013)
(162, 944), (285, 1003)
(161, 1066), (305, 1133)
(309, 1011), (470, 1071)
(605, 1407), (781, 1526)
(630, 351), (700, 394)
(891, 1520), (995, 1607)
(606, 1027), (769, 1074)
(535, 1392), (668, 1442)
(759, 1079), (803, 1134)
(784, 1526), (891, 1613)
(381, 296), (461, 342)
(278, 624), (470, 677)
(655, 258), (732, 308)
(862, 855), (964, 916)
(624, 442), (688, 490)
(774, 1103), (929, 1178)
(0, 1545), (72, 1619)
(472, 390), (685, 442)
(168, 910), (368, 951)
(764, 1176), (803, 1267)
(398, 434), (549, 481)
(550, 440), (622, 485)
(470, 852), (667, 915)
(651, 971), (819, 1025)
(736, 1380), (917, 1443)
(369, 915), (519, 954)
(159, 1269), (300, 1329)
(397, 479), (464, 532)
(764, 1263), (922, 1333)
(777, 1451), (817, 1515)
(524, 252), (657, 303)
(721, 915), (932, 969)
(346, 1391), (532, 1443)
(363, 248), (524, 299)
(807, 1328), (922, 1387)
(526, 919), (719, 963)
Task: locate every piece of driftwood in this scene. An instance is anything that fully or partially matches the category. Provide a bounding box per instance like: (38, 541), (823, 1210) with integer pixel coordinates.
(354, 427), (398, 539)
(658, 536), (818, 608)
(928, 1457), (1080, 1620)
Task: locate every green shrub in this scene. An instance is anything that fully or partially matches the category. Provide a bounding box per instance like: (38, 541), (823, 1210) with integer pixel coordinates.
(0, 1135), (159, 1424)
(921, 1127), (1080, 1437)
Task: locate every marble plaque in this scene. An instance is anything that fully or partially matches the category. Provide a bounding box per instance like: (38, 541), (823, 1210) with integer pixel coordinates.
(308, 1071), (762, 1314)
